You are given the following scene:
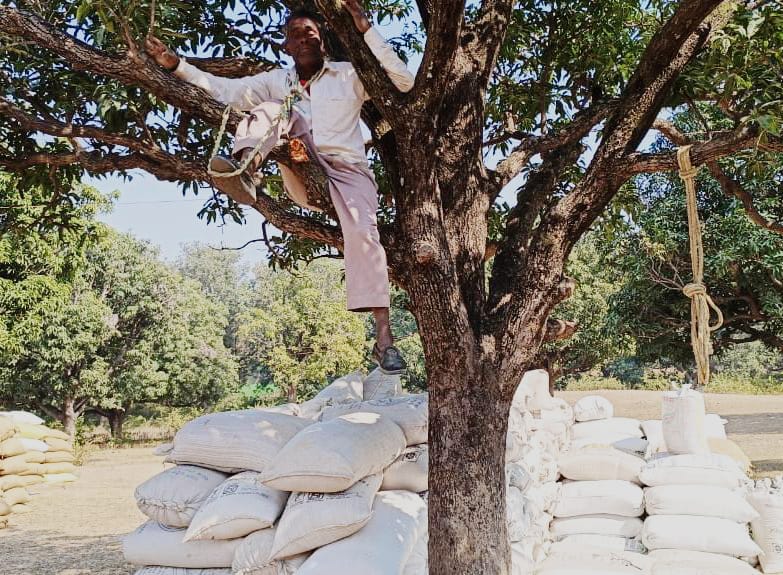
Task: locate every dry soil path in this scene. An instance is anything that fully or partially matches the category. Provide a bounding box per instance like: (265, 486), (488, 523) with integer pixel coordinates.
(2, 391), (782, 574)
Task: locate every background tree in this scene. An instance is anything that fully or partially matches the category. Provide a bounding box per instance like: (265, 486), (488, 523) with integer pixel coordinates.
(235, 260), (366, 402)
(2, 1), (782, 571)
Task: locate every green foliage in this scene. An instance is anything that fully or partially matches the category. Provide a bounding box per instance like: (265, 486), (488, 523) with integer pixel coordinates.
(562, 374), (625, 391)
(235, 259), (367, 403)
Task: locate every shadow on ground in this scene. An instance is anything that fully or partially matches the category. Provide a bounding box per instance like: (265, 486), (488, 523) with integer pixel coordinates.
(0, 528), (134, 575)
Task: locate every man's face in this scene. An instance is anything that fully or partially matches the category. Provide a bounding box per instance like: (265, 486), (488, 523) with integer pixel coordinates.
(284, 17), (326, 68)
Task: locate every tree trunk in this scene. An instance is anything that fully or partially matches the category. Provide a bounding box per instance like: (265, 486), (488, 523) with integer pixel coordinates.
(62, 396), (77, 438)
(107, 410), (126, 440)
(287, 382), (297, 403)
(428, 357), (512, 575)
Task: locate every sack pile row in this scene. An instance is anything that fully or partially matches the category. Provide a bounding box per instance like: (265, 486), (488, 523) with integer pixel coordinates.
(532, 386), (783, 574)
(124, 369), (429, 575)
(0, 410), (77, 528)
(506, 370), (575, 573)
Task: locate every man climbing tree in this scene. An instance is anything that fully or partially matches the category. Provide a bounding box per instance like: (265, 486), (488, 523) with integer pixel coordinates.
(1, 0), (781, 572)
(144, 3), (413, 375)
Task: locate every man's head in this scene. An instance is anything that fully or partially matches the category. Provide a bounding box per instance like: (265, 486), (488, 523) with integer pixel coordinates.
(283, 9), (327, 70)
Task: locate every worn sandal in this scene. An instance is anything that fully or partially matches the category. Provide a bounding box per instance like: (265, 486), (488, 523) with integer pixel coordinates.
(372, 343), (407, 375)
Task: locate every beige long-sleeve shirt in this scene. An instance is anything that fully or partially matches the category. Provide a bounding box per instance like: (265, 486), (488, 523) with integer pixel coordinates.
(175, 27), (414, 164)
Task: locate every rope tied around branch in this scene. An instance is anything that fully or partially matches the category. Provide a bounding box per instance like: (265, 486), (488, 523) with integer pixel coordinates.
(677, 145), (724, 387)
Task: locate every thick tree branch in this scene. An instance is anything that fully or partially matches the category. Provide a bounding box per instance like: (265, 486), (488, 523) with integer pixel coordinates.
(186, 56), (274, 78)
(493, 100), (616, 189)
(543, 319), (578, 343)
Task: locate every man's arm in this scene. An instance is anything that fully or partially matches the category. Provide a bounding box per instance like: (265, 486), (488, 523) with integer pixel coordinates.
(343, 0), (415, 94)
(144, 36), (273, 111)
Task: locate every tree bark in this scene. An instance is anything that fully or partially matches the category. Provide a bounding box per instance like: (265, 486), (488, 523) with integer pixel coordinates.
(428, 356), (512, 575)
(62, 396), (77, 438)
(107, 409), (127, 440)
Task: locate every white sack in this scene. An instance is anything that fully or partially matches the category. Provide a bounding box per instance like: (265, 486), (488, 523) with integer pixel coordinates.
(571, 418), (642, 440)
(298, 371), (363, 419)
(319, 394), (428, 446)
(647, 550), (759, 575)
(0, 410), (44, 425)
(259, 403), (300, 416)
(552, 480), (644, 518)
(558, 447), (643, 484)
(122, 522), (240, 568)
(507, 461), (535, 493)
(166, 410), (310, 473)
(747, 489), (783, 573)
(363, 368), (402, 400)
(507, 485), (532, 542)
(639, 453), (746, 488)
(18, 438), (49, 452)
(518, 369), (557, 411)
(506, 406), (532, 462)
(135, 466), (228, 528)
(382, 444), (428, 492)
(134, 569), (232, 575)
(569, 436), (648, 456)
(537, 398), (575, 425)
(573, 396), (614, 422)
(641, 515), (761, 557)
(550, 514), (643, 539)
(662, 385), (709, 455)
(232, 528), (308, 575)
(534, 547), (651, 575)
(705, 414), (728, 439)
(270, 473), (382, 560)
(296, 490), (426, 575)
(402, 523), (428, 575)
(262, 413), (405, 493)
(644, 485), (758, 522)
(184, 471), (288, 541)
(553, 535), (646, 554)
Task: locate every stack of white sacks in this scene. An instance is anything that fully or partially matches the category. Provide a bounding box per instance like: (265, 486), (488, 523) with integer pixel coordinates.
(124, 369), (429, 575)
(506, 370), (575, 573)
(0, 410), (77, 526)
(534, 384), (783, 574)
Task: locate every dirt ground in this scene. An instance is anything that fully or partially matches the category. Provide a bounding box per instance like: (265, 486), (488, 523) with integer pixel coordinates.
(1, 391), (782, 575)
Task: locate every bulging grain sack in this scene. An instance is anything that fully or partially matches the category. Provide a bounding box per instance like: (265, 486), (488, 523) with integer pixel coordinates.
(0, 452), (40, 476)
(262, 413), (405, 493)
(571, 418), (642, 440)
(507, 461), (535, 493)
(43, 473), (78, 484)
(0, 416), (16, 441)
(166, 410), (310, 473)
(296, 490), (426, 575)
(662, 384), (709, 455)
(382, 445), (428, 493)
(259, 403), (301, 416)
(0, 437), (28, 458)
(39, 462), (76, 475)
(319, 394), (428, 446)
(553, 535), (646, 554)
(270, 473), (382, 560)
(0, 499), (11, 516)
(518, 369), (557, 411)
(747, 489), (783, 573)
(18, 438), (49, 452)
(402, 532), (428, 575)
(16, 474), (43, 486)
(573, 396), (614, 422)
(184, 471), (288, 541)
(558, 447), (643, 484)
(135, 465), (228, 528)
(232, 528), (309, 575)
(0, 475), (25, 491)
(705, 414), (728, 439)
(550, 515), (644, 539)
(641, 515), (761, 557)
(708, 438), (752, 473)
(639, 453), (746, 488)
(43, 451), (75, 464)
(122, 521), (241, 568)
(535, 547), (651, 575)
(11, 503), (31, 513)
(134, 568), (232, 575)
(552, 480), (644, 518)
(647, 549), (759, 575)
(644, 485), (758, 522)
(569, 436), (648, 456)
(44, 437), (73, 452)
(1, 410), (44, 425)
(507, 485), (532, 542)
(363, 368), (402, 400)
(507, 407), (532, 462)
(3, 487), (30, 506)
(15, 422), (51, 440)
(298, 371), (364, 419)
(537, 398), (575, 425)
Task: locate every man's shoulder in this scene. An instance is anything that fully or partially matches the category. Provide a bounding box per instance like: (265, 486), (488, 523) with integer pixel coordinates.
(325, 60), (356, 72)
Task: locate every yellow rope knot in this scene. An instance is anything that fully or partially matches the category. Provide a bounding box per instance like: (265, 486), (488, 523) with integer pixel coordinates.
(677, 146), (724, 387)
